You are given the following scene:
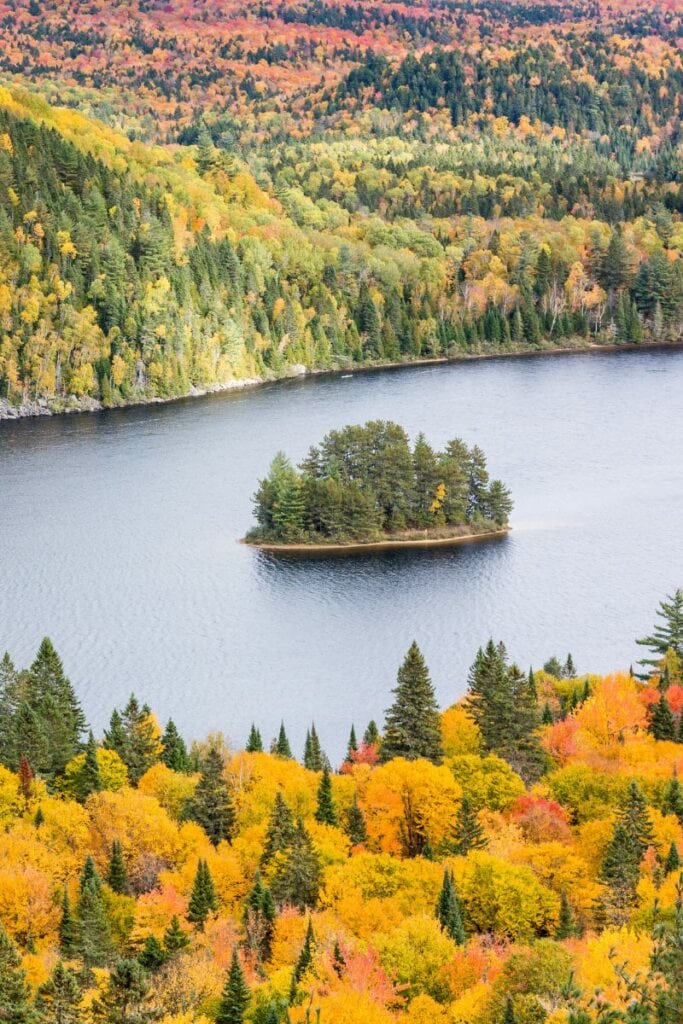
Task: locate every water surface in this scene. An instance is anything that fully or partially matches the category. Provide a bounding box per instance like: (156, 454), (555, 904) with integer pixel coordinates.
(1, 350), (682, 760)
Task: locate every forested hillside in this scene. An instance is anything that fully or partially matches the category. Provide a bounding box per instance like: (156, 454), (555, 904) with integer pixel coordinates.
(0, 592), (682, 1021)
(2, 1), (683, 412)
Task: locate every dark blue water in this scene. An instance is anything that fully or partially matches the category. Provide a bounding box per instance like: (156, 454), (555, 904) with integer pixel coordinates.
(1, 349), (682, 761)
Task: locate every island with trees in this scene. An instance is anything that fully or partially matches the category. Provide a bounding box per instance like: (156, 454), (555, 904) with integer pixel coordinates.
(245, 420), (513, 553)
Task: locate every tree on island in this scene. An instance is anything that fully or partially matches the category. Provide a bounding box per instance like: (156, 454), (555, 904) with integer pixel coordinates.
(381, 642), (443, 764)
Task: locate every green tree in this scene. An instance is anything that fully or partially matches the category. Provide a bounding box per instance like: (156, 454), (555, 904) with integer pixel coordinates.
(246, 724), (263, 753)
(664, 843), (681, 875)
(107, 840), (129, 895)
(662, 772), (683, 824)
(435, 869), (466, 944)
(91, 959), (160, 1023)
(650, 693), (676, 741)
(243, 873), (276, 964)
(163, 915), (190, 957)
(345, 794), (368, 846)
(161, 720), (189, 772)
(290, 918), (315, 1002)
(637, 589), (683, 675)
(303, 724), (324, 771)
(314, 765), (337, 826)
(138, 935), (165, 972)
(77, 857), (112, 968)
(446, 797), (488, 856)
(186, 746), (235, 846)
(35, 961), (82, 1024)
(187, 859), (218, 931)
(0, 923), (37, 1024)
(600, 782), (654, 923)
(261, 792), (297, 866)
(381, 642), (443, 764)
(273, 722), (292, 759)
(555, 892), (578, 939)
(271, 820), (322, 911)
(216, 948), (250, 1024)
(79, 731), (102, 800)
(58, 889), (79, 959)
(502, 995), (518, 1024)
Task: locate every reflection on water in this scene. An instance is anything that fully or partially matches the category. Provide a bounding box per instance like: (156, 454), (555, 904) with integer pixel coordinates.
(1, 349), (682, 760)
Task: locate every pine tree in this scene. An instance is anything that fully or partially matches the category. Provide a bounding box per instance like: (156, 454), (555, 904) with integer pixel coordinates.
(662, 771), (683, 824)
(80, 731), (102, 800)
(290, 918), (315, 1002)
(664, 842), (681, 874)
(107, 840), (129, 895)
(0, 923), (37, 1024)
(314, 765), (337, 826)
(138, 935), (166, 972)
(261, 792), (296, 866)
(345, 795), (368, 846)
(77, 858), (112, 968)
(59, 889), (79, 959)
(303, 724), (324, 771)
(186, 746), (235, 846)
(216, 947), (250, 1024)
(346, 725), (358, 761)
(163, 915), (190, 957)
(35, 961), (82, 1024)
(28, 637), (86, 779)
(363, 721), (379, 746)
(381, 642), (443, 764)
(161, 720), (189, 772)
(563, 654), (576, 678)
(103, 709), (126, 760)
(243, 872), (276, 963)
(119, 696), (161, 785)
(555, 892), (578, 939)
(435, 870), (466, 944)
(600, 782), (654, 923)
(187, 859), (218, 931)
(637, 589), (683, 674)
(271, 819), (322, 911)
(91, 959), (159, 1023)
(541, 702), (554, 725)
(447, 797), (488, 855)
(503, 995), (518, 1024)
(650, 692), (676, 741)
(246, 724), (263, 753)
(273, 722), (292, 759)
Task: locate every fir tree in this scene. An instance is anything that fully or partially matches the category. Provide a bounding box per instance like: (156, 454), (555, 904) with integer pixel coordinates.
(650, 692), (676, 741)
(600, 782), (654, 923)
(29, 637), (86, 779)
(555, 892), (578, 939)
(186, 746), (236, 846)
(187, 859), (218, 931)
(273, 722), (292, 759)
(345, 795), (368, 846)
(314, 765), (337, 826)
(138, 935), (166, 972)
(243, 872), (276, 963)
(381, 642), (443, 764)
(35, 961), (82, 1024)
(303, 723), (324, 771)
(91, 959), (160, 1023)
(103, 709), (126, 760)
(363, 721), (380, 746)
(290, 918), (315, 1002)
(447, 797), (488, 855)
(246, 724), (263, 753)
(346, 725), (358, 761)
(662, 771), (683, 824)
(163, 915), (190, 957)
(435, 870), (466, 944)
(564, 654), (577, 678)
(503, 995), (518, 1024)
(271, 819), (322, 911)
(637, 589), (683, 674)
(77, 858), (112, 968)
(119, 696), (161, 785)
(0, 923), (37, 1024)
(261, 792), (296, 866)
(664, 842), (681, 874)
(332, 940), (346, 978)
(161, 719), (189, 772)
(80, 731), (102, 800)
(107, 839), (129, 895)
(216, 948), (250, 1024)
(59, 889), (79, 959)
(541, 702), (554, 725)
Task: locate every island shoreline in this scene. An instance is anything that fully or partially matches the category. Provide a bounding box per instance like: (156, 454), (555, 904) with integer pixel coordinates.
(2, 338), (683, 422)
(242, 527), (511, 558)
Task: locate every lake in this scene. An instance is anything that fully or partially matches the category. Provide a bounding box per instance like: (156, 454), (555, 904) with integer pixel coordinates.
(1, 349), (682, 762)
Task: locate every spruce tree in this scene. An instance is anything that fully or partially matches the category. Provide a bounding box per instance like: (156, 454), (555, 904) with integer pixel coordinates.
(91, 958), (159, 1023)
(77, 857), (112, 968)
(314, 765), (337, 826)
(662, 771), (683, 824)
(59, 889), (79, 959)
(216, 947), (250, 1024)
(346, 725), (358, 761)
(119, 696), (161, 785)
(271, 819), (322, 911)
(273, 722), (292, 759)
(303, 723), (324, 771)
(600, 782), (654, 923)
(650, 693), (676, 741)
(555, 892), (578, 939)
(345, 795), (368, 846)
(435, 870), (466, 944)
(363, 720), (380, 746)
(163, 915), (190, 957)
(447, 797), (488, 855)
(290, 918), (315, 1002)
(35, 960), (82, 1024)
(541, 703), (554, 725)
(107, 840), (129, 895)
(381, 642), (443, 764)
(29, 637), (86, 779)
(186, 746), (235, 846)
(243, 872), (276, 963)
(664, 842), (681, 874)
(161, 720), (189, 772)
(261, 792), (296, 866)
(503, 995), (518, 1024)
(637, 589), (683, 674)
(138, 935), (166, 972)
(80, 731), (102, 800)
(246, 724), (263, 753)
(103, 709), (126, 760)
(187, 859), (218, 931)
(0, 923), (37, 1024)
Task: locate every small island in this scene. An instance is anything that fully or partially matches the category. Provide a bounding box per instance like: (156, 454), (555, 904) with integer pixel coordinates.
(244, 420), (512, 554)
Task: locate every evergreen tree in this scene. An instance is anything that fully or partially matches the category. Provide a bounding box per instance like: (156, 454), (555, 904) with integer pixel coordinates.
(662, 771), (683, 824)
(59, 889), (79, 959)
(332, 940), (346, 978)
(138, 935), (166, 972)
(28, 637), (86, 779)
(161, 720), (189, 772)
(345, 794), (368, 846)
(243, 872), (276, 963)
(246, 724), (263, 753)
(271, 819), (322, 911)
(77, 858), (112, 968)
(503, 995), (518, 1024)
(119, 696), (161, 785)
(80, 731), (102, 800)
(650, 692), (676, 741)
(273, 722), (292, 760)
(303, 724), (324, 771)
(563, 654), (576, 678)
(600, 782), (654, 923)
(381, 642), (443, 764)
(0, 923), (37, 1024)
(664, 842), (680, 874)
(35, 961), (82, 1024)
(163, 915), (190, 957)
(541, 703), (554, 725)
(216, 947), (250, 1024)
(346, 725), (358, 761)
(555, 892), (578, 939)
(636, 589), (683, 674)
(91, 959), (160, 1023)
(107, 839), (129, 895)
(314, 765), (337, 826)
(363, 721), (380, 746)
(186, 746), (235, 846)
(261, 792), (296, 866)
(290, 918), (315, 1002)
(187, 859), (218, 931)
(103, 709), (126, 760)
(446, 797), (488, 856)
(435, 870), (466, 944)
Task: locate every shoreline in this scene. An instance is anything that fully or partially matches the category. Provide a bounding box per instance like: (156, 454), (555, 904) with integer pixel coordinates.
(2, 338), (683, 422)
(242, 526), (511, 558)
